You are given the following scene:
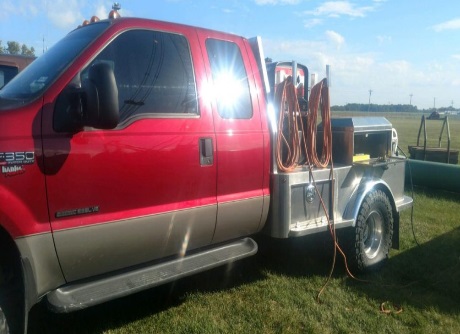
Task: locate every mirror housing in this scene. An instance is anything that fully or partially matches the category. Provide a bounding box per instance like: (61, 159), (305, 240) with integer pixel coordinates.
(54, 62), (119, 133)
(84, 62), (119, 129)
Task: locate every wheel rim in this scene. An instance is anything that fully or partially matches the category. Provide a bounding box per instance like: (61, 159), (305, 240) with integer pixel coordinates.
(363, 210), (384, 259)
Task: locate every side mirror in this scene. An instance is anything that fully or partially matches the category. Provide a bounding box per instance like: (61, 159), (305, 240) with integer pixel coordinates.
(84, 62), (119, 129)
(53, 62), (119, 133)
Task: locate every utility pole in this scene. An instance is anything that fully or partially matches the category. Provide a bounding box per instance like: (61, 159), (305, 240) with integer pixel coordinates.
(368, 89), (373, 113)
(409, 93), (413, 105)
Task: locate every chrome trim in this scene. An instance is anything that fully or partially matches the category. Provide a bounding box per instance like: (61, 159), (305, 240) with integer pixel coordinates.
(343, 178), (391, 223)
(47, 238), (258, 313)
(395, 195), (413, 212)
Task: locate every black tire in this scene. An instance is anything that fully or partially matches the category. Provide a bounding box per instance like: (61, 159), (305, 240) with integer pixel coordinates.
(0, 246), (23, 334)
(0, 305), (9, 334)
(348, 189), (393, 272)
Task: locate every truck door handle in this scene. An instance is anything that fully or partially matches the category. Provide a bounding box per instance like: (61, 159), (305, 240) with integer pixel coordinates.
(199, 138), (213, 166)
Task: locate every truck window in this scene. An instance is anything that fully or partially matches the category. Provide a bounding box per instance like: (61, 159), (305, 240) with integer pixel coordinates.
(0, 22), (109, 104)
(86, 29), (198, 122)
(205, 39), (252, 119)
(0, 65), (19, 89)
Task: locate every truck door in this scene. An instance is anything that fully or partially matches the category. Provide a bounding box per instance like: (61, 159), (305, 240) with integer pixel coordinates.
(42, 27), (217, 282)
(197, 33), (269, 243)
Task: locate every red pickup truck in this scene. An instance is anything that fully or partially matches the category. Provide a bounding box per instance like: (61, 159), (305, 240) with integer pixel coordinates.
(0, 11), (412, 334)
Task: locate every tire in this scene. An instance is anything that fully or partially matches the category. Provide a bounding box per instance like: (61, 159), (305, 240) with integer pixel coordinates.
(348, 189), (393, 272)
(0, 305), (9, 334)
(0, 250), (22, 334)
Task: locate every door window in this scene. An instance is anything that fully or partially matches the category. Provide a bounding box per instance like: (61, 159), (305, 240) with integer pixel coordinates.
(206, 39), (252, 119)
(86, 29), (198, 122)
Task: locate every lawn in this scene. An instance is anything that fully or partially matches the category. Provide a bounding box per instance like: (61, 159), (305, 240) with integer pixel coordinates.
(28, 186), (460, 333)
(27, 112), (460, 333)
(334, 111), (460, 164)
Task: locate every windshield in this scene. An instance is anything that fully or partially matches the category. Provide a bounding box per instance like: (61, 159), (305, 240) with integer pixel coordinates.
(0, 21), (109, 103)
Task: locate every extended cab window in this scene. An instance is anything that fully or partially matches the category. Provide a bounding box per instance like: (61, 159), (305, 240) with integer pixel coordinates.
(206, 39), (252, 119)
(87, 29), (198, 122)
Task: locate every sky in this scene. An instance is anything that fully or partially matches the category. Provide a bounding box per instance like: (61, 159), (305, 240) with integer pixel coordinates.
(1, 0), (460, 110)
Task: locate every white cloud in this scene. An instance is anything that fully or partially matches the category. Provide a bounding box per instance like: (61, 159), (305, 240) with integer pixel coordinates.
(305, 1), (374, 18)
(0, 0), (39, 19)
(376, 35), (392, 45)
(254, 0), (302, 5)
(432, 18), (460, 32)
(95, 5), (110, 20)
(46, 0), (85, 29)
(325, 30), (345, 49)
(260, 34), (460, 108)
(304, 18), (323, 28)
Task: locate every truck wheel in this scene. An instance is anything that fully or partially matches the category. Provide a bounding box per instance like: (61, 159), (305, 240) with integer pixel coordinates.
(349, 189), (393, 272)
(0, 305), (9, 334)
(0, 245), (22, 334)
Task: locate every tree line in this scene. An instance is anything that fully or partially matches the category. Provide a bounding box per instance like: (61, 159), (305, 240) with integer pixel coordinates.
(0, 40), (35, 56)
(331, 103), (458, 113)
(331, 103), (418, 113)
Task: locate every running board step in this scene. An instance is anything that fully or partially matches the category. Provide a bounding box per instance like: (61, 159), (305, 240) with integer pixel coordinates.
(47, 238), (257, 313)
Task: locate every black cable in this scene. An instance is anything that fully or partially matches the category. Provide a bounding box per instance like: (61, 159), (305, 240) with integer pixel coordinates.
(397, 146), (420, 246)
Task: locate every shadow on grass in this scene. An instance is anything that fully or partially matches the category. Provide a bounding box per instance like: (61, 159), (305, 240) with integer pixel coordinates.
(348, 225), (460, 315)
(27, 224), (459, 332)
(27, 232), (338, 334)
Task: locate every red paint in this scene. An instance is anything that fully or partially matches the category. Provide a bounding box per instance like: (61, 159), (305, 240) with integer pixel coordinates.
(0, 17), (270, 238)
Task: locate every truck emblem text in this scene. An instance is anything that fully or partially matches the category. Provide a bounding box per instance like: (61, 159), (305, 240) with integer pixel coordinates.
(1, 165), (25, 177)
(0, 151), (35, 165)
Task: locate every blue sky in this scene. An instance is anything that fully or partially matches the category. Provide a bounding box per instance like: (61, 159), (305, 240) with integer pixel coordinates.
(1, 0), (460, 109)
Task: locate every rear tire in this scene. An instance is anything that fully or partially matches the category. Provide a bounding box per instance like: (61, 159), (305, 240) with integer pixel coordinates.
(0, 305), (9, 334)
(348, 189), (393, 272)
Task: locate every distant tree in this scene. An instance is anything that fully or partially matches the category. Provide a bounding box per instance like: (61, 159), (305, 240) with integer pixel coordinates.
(265, 57), (272, 63)
(0, 41), (35, 56)
(7, 41), (21, 55)
(331, 103), (418, 113)
(21, 44), (35, 56)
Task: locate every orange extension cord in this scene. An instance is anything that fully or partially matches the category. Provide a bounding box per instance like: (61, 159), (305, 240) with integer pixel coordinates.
(305, 78), (332, 168)
(275, 77), (332, 171)
(274, 77), (364, 302)
(275, 77), (302, 172)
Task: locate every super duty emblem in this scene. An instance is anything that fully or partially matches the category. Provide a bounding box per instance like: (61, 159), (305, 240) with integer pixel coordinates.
(0, 151), (35, 165)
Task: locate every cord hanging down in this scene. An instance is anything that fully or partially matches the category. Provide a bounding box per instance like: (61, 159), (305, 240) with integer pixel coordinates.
(274, 77), (332, 171)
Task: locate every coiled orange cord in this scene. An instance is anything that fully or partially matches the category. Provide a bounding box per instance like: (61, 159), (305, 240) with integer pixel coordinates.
(305, 78), (332, 168)
(275, 77), (332, 170)
(275, 77), (302, 172)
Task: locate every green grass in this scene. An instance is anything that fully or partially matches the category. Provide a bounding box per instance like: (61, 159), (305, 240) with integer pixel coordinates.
(27, 112), (460, 333)
(331, 111), (460, 164)
(28, 187), (460, 334)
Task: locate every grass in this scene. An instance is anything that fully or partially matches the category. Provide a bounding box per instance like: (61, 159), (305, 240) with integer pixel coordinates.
(27, 112), (460, 333)
(388, 115), (460, 160)
(28, 187), (460, 334)
(332, 111), (460, 163)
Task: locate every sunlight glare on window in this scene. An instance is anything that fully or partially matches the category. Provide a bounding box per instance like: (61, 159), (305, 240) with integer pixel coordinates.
(213, 70), (244, 111)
